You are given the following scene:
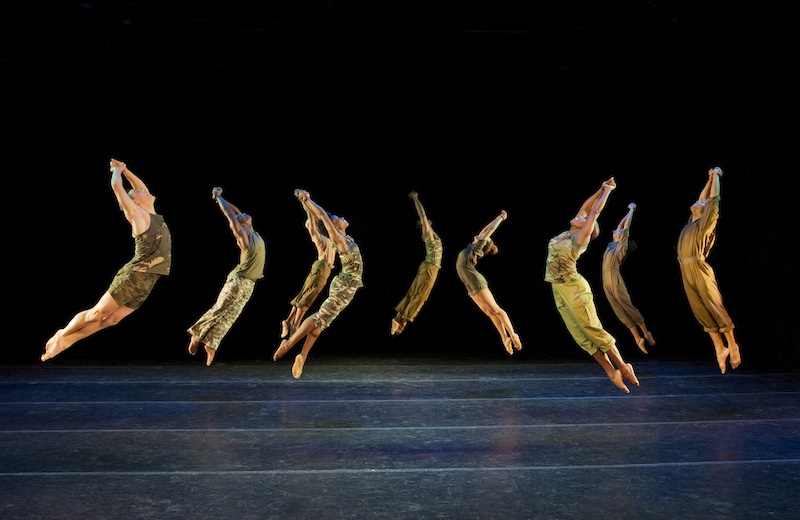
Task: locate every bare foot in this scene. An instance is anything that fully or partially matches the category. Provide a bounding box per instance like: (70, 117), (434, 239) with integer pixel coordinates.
(292, 354), (305, 379)
(512, 333), (522, 351)
(390, 319), (400, 335)
(502, 336), (514, 355)
(204, 345), (216, 366)
(636, 337), (649, 355)
(716, 347), (730, 374)
(273, 340), (291, 361)
(728, 343), (741, 369)
(623, 363), (640, 387)
(41, 330), (65, 362)
(646, 330), (656, 347)
(188, 337), (199, 356)
(280, 320), (289, 338)
(609, 370), (630, 394)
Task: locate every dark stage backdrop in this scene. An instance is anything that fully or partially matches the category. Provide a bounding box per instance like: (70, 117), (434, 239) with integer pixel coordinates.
(4, 2), (798, 368)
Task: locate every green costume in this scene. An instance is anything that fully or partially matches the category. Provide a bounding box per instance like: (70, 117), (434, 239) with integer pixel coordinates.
(311, 235), (363, 330)
(188, 231), (266, 351)
(395, 232), (443, 322)
(108, 213), (172, 309)
(545, 230), (616, 356)
(601, 227), (644, 329)
(677, 195), (734, 333)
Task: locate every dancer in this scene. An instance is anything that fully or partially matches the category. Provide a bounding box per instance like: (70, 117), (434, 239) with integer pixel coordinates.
(677, 166), (740, 374)
(455, 210), (522, 355)
(391, 191), (443, 335)
(280, 198), (335, 339)
(42, 158), (172, 361)
(273, 189), (364, 379)
(544, 177), (639, 393)
(601, 202), (655, 354)
(187, 187), (266, 366)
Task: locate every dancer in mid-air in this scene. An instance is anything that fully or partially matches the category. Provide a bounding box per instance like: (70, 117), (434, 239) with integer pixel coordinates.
(273, 189), (364, 379)
(601, 202), (655, 354)
(544, 177), (639, 393)
(676, 166), (740, 374)
(391, 191), (443, 335)
(43, 158), (172, 362)
(187, 187), (266, 366)
(455, 210), (522, 355)
(280, 196), (334, 340)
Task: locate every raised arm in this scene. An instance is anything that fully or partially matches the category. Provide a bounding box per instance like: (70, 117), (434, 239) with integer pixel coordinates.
(409, 191), (434, 240)
(616, 203), (636, 232)
(576, 185), (605, 218)
(577, 178), (615, 245)
(476, 210), (508, 241)
(295, 189), (348, 252)
(212, 187), (249, 249)
(121, 164), (149, 193)
(109, 158), (148, 232)
(708, 167), (721, 198)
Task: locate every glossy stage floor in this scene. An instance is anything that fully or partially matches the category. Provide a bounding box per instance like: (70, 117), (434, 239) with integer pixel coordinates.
(2, 355), (799, 520)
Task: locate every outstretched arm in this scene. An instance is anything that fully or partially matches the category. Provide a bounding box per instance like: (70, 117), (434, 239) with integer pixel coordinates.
(212, 187), (248, 249)
(616, 203), (636, 232)
(109, 158), (148, 232)
(295, 189), (349, 252)
(475, 210), (508, 241)
(696, 167), (721, 202)
(121, 163), (149, 193)
(409, 191), (434, 240)
(577, 178), (615, 245)
(708, 167), (721, 198)
(576, 185), (605, 218)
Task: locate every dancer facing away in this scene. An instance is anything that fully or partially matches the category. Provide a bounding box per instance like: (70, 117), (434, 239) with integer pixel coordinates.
(42, 158), (172, 361)
(677, 166), (740, 374)
(601, 202), (655, 354)
(544, 177), (639, 393)
(455, 210), (522, 355)
(273, 189), (364, 379)
(391, 191), (443, 335)
(187, 187), (266, 366)
(280, 197), (335, 339)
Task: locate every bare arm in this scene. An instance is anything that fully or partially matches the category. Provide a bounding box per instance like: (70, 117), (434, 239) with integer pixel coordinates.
(121, 165), (149, 193)
(697, 172), (715, 202)
(303, 205), (331, 256)
(212, 187), (248, 250)
(709, 167), (721, 198)
(476, 210), (507, 241)
(109, 158), (148, 233)
(616, 203), (636, 232)
(577, 178), (615, 245)
(296, 189), (349, 252)
(410, 191), (434, 240)
(576, 185), (605, 218)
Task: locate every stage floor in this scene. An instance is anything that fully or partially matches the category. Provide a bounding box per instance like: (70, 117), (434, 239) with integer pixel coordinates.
(1, 355), (799, 519)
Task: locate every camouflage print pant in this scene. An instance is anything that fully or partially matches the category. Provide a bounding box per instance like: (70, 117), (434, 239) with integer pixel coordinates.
(187, 275), (256, 351)
(310, 274), (361, 331)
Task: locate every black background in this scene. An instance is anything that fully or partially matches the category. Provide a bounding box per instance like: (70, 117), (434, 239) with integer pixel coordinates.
(4, 1), (798, 368)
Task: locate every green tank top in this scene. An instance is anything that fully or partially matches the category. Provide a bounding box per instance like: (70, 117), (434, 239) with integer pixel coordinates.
(231, 231), (266, 281)
(129, 213), (172, 276)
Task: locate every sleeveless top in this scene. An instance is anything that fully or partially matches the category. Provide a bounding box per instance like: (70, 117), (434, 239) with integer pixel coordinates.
(129, 213), (172, 276)
(230, 231), (266, 282)
(335, 234), (364, 288)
